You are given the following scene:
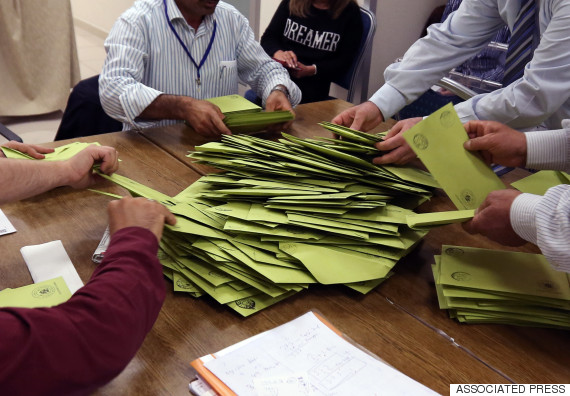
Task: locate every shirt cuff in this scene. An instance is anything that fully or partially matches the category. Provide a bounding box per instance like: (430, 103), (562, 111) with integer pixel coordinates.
(369, 84), (407, 120)
(510, 193), (541, 245)
(524, 129), (568, 171)
(454, 99), (478, 124)
(261, 76), (302, 107)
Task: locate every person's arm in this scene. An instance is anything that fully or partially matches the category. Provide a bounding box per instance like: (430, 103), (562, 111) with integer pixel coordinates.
(139, 94), (231, 138)
(0, 145), (119, 205)
(455, 0), (570, 128)
(233, 8), (301, 108)
(462, 121), (570, 270)
(369, 0), (503, 121)
(0, 197), (176, 395)
(332, 0), (501, 133)
(510, 185), (570, 272)
(99, 10), (163, 129)
(463, 120), (570, 171)
(525, 127), (570, 172)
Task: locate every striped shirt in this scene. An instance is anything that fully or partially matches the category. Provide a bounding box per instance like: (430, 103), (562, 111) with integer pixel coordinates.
(511, 124), (570, 272)
(99, 0), (301, 130)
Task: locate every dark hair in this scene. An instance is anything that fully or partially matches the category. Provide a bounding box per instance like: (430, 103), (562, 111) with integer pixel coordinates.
(289, 0), (356, 19)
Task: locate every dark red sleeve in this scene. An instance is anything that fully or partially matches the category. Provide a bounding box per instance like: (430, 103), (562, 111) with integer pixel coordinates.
(0, 227), (165, 396)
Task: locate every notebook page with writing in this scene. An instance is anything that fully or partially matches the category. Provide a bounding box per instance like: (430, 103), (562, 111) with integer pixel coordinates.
(202, 311), (437, 395)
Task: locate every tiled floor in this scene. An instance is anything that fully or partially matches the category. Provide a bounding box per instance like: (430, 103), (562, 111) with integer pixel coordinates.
(0, 25), (107, 144)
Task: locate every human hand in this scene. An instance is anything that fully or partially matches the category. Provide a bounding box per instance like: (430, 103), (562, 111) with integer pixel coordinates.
(265, 89), (295, 132)
(273, 50), (298, 69)
(108, 196), (177, 241)
(331, 101), (384, 132)
(62, 145), (119, 189)
(462, 189), (526, 246)
(0, 141), (55, 159)
(290, 61), (315, 79)
(463, 121), (527, 167)
(373, 117), (422, 165)
(182, 98), (231, 139)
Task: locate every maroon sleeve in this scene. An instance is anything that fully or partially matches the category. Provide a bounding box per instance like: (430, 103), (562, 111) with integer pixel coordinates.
(0, 227), (166, 396)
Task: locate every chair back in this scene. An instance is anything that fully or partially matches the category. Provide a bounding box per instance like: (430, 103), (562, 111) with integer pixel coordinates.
(331, 6), (376, 103)
(0, 122), (23, 143)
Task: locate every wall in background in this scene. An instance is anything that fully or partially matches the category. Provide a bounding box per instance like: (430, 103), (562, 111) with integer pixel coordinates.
(70, 0), (134, 37)
(71, 0), (447, 101)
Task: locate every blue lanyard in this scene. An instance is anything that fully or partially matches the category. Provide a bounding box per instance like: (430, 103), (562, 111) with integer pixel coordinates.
(163, 0), (217, 85)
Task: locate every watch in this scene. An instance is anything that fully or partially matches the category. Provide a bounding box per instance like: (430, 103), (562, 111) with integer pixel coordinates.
(270, 85), (290, 101)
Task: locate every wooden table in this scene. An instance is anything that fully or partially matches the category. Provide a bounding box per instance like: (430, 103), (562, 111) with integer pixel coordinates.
(1, 101), (568, 396)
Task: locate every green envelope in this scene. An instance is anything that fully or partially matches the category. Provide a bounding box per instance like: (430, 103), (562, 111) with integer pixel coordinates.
(279, 242), (394, 284)
(438, 245), (570, 299)
(511, 170), (570, 195)
(205, 94), (261, 113)
(402, 103), (505, 209)
(0, 277), (71, 308)
(406, 209), (475, 229)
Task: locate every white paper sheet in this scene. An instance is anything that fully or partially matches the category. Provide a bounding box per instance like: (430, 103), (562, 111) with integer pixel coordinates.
(20, 240), (84, 294)
(204, 312), (438, 396)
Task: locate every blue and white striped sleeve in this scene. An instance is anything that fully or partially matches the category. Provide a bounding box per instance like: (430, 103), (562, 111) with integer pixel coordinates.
(232, 11), (301, 107)
(524, 128), (570, 173)
(99, 15), (163, 129)
(511, 126), (570, 272)
(511, 186), (570, 272)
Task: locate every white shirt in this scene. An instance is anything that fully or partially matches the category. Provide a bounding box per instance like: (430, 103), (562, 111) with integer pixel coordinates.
(99, 0), (301, 130)
(511, 122), (570, 272)
(370, 0), (570, 130)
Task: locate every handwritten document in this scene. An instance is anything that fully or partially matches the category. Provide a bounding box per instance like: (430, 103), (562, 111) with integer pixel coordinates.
(204, 312), (437, 395)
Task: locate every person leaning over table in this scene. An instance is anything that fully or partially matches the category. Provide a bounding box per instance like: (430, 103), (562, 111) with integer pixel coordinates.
(0, 143), (177, 395)
(461, 120), (569, 272)
(260, 0), (363, 104)
(332, 0), (570, 165)
(99, 0), (302, 139)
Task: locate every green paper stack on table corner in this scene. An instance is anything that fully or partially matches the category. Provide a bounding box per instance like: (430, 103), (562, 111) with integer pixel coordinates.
(433, 246), (570, 328)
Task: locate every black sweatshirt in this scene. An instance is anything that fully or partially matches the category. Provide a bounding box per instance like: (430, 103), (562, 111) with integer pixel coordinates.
(261, 0), (363, 103)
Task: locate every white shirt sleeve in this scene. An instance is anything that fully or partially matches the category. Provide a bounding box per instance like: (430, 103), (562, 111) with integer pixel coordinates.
(510, 126), (570, 272)
(370, 0), (570, 130)
(524, 128), (570, 172)
(456, 0), (570, 129)
(370, 0), (505, 120)
(511, 186), (570, 272)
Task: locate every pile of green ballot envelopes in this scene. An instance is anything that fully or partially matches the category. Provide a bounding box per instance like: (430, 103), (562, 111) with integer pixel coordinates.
(205, 94), (294, 134)
(92, 123), (459, 316)
(433, 246), (570, 329)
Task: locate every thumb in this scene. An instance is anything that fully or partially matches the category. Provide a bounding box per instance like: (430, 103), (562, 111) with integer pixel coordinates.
(463, 136), (488, 152)
(349, 117), (363, 131)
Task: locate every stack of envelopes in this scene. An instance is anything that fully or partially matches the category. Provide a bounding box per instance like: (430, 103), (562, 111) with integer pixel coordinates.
(432, 245), (570, 328)
(205, 94), (294, 134)
(94, 124), (440, 315)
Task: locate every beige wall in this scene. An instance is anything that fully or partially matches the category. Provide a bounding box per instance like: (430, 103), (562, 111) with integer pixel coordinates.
(71, 0), (134, 37)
